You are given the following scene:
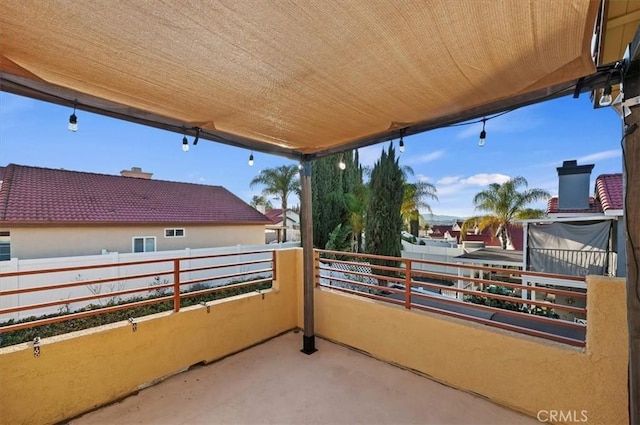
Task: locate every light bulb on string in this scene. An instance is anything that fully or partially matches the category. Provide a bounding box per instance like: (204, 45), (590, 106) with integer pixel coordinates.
(338, 154), (346, 170)
(68, 101), (78, 132)
(182, 136), (189, 152)
(478, 118), (487, 147)
(399, 136), (405, 153)
(248, 153), (254, 166)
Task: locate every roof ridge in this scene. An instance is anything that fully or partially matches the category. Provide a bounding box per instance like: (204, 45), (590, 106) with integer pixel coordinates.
(4, 163), (224, 189)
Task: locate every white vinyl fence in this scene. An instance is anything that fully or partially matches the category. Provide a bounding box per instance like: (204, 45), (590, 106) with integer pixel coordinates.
(0, 242), (299, 322)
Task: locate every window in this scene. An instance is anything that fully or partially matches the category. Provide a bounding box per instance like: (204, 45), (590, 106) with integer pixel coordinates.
(164, 228), (185, 238)
(132, 236), (156, 253)
(0, 231), (10, 261)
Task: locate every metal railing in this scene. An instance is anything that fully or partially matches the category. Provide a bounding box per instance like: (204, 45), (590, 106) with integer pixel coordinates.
(0, 250), (276, 334)
(528, 248), (614, 277)
(316, 249), (587, 347)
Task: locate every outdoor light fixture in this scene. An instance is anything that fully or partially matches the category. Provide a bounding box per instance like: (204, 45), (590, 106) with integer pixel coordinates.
(68, 101), (78, 132)
(248, 153), (254, 166)
(399, 136), (405, 153)
(338, 154), (346, 170)
(478, 118), (487, 147)
(599, 74), (613, 107)
(192, 127), (200, 146)
(181, 136), (189, 152)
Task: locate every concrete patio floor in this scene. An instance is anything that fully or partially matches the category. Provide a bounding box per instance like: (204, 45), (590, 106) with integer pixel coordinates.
(70, 331), (538, 425)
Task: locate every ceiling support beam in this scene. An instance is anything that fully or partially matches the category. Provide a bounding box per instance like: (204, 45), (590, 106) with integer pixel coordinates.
(623, 27), (640, 425)
(299, 159), (317, 355)
(1, 65), (621, 162)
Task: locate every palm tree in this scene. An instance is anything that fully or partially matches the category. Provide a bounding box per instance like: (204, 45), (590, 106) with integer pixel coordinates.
(461, 177), (549, 249)
(250, 165), (301, 241)
(401, 181), (438, 232)
(249, 195), (273, 210)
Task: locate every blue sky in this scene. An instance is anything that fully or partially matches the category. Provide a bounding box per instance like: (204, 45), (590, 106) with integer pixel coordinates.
(0, 92), (623, 218)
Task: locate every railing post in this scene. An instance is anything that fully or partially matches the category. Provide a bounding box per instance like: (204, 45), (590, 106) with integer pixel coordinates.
(405, 259), (411, 309)
(173, 259), (181, 312)
(272, 250), (277, 282)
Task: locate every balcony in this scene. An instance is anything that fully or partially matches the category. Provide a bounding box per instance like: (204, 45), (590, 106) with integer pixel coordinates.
(69, 331), (537, 425)
(0, 248), (629, 424)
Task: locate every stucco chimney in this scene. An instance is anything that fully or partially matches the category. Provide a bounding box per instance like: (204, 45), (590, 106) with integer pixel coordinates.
(256, 204), (266, 214)
(120, 167), (153, 179)
(556, 160), (594, 210)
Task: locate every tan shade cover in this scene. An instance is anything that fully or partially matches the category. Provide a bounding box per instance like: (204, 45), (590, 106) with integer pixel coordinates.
(1, 0), (598, 156)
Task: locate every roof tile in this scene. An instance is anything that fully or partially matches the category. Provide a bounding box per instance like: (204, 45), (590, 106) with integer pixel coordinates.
(0, 164), (271, 225)
(595, 173), (623, 212)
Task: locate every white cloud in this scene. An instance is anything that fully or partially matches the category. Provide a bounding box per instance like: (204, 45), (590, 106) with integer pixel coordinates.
(577, 149), (621, 163)
(436, 173), (510, 187)
(405, 150), (445, 165)
(416, 174), (433, 182)
(437, 175), (462, 185)
(459, 173), (510, 186)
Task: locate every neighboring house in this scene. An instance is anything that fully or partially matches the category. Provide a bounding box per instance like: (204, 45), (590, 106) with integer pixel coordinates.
(0, 164), (271, 260)
(262, 208), (300, 243)
(463, 224), (525, 251)
(264, 208), (300, 229)
(521, 160), (625, 277)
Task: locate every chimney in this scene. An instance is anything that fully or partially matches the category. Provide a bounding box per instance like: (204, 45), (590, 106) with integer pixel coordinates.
(256, 204), (266, 214)
(556, 160), (594, 210)
(120, 167), (153, 179)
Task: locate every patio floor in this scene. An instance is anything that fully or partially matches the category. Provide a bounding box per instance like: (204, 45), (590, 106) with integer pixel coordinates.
(70, 331), (537, 425)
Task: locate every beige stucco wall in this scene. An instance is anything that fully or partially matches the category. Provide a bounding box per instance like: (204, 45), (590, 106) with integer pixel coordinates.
(313, 275), (629, 424)
(3, 224), (266, 259)
(0, 249), (299, 425)
(0, 249), (628, 425)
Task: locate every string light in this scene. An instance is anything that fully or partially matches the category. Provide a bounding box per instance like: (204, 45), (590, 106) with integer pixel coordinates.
(181, 136), (189, 152)
(68, 101), (78, 132)
(399, 136), (405, 153)
(248, 153), (254, 166)
(338, 154), (346, 170)
(478, 118), (487, 147)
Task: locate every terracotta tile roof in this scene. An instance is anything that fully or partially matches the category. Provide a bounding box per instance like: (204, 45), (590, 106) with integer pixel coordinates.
(265, 209), (283, 224)
(0, 164), (271, 225)
(595, 173), (623, 212)
(546, 196), (603, 214)
(462, 224), (523, 250)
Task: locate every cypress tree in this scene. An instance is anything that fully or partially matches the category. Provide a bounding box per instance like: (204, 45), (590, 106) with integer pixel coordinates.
(365, 144), (404, 283)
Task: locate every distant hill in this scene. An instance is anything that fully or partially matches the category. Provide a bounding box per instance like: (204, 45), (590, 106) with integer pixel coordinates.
(420, 214), (466, 224)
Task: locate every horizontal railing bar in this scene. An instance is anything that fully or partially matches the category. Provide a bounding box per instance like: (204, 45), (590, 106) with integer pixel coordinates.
(318, 283), (406, 307)
(0, 269), (174, 297)
(0, 295), (174, 334)
(179, 268), (273, 287)
(0, 283), (175, 315)
(411, 269), (587, 297)
(182, 258), (272, 274)
(410, 280), (586, 315)
(180, 278), (272, 300)
(316, 249), (585, 282)
(316, 274), (405, 295)
(317, 264), (405, 285)
(409, 289), (586, 330)
(409, 303), (585, 347)
(182, 249), (276, 262)
(0, 250), (277, 278)
(318, 257), (404, 275)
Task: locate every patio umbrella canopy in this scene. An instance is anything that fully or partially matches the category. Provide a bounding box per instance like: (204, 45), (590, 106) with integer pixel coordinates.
(1, 0), (599, 158)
